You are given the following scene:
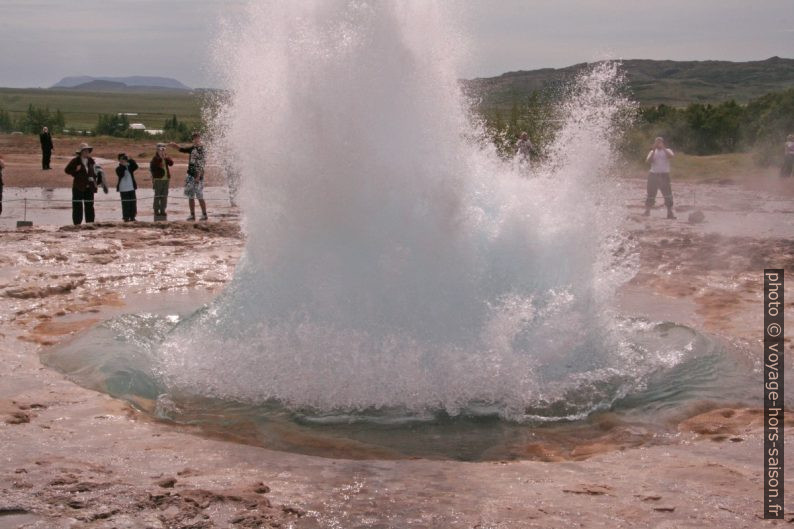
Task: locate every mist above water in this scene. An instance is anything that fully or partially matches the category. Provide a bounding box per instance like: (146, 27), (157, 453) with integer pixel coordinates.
(157, 0), (641, 421)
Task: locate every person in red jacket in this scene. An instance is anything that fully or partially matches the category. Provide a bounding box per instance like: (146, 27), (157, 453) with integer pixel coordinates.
(64, 143), (99, 225)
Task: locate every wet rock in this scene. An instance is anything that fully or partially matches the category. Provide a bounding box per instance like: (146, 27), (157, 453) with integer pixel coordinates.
(519, 442), (567, 462)
(179, 489), (225, 509)
(562, 484), (613, 496)
(688, 210), (705, 224)
(6, 411), (31, 424)
(156, 477), (177, 488)
(281, 505), (306, 517)
(49, 475), (79, 486)
(3, 277), (86, 299)
(252, 482), (271, 494)
(636, 494), (662, 502)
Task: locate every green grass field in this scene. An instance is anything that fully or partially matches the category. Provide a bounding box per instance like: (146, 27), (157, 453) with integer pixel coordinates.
(629, 152), (779, 181)
(0, 87), (204, 131)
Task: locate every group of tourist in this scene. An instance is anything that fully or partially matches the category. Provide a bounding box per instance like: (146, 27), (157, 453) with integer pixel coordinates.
(1, 128), (793, 225)
(60, 132), (207, 225)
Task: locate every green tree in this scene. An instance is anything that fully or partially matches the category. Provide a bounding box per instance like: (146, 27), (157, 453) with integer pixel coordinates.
(163, 114), (192, 141)
(0, 107), (13, 133)
(95, 113), (131, 136)
(17, 104), (65, 134)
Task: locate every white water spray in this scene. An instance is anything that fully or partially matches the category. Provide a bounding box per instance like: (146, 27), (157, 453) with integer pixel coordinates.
(158, 1), (637, 420)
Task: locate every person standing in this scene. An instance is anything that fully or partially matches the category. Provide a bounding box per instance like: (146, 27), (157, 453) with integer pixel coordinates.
(39, 126), (54, 170)
(170, 133), (207, 221)
(644, 137), (676, 219)
(149, 143), (174, 219)
(780, 134), (794, 178)
(516, 131), (533, 167)
(116, 153), (139, 222)
(0, 155), (4, 216)
(64, 143), (99, 225)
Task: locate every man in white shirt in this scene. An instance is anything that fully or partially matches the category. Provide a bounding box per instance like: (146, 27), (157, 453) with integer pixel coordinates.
(644, 137), (676, 219)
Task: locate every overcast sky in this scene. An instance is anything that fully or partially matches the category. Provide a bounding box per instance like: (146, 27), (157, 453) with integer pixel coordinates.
(0, 0), (792, 88)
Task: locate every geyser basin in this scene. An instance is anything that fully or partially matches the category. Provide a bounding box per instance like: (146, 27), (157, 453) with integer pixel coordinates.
(40, 1), (760, 461)
(41, 307), (756, 461)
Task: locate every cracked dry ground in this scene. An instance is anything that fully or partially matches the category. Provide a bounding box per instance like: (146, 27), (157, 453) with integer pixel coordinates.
(1, 213), (793, 528)
(0, 222), (305, 528)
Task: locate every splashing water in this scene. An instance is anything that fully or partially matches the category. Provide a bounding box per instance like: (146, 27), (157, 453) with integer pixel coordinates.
(40, 2), (762, 460)
(151, 0), (645, 421)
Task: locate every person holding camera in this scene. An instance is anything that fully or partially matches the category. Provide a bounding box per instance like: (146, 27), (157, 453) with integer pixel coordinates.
(64, 142), (100, 225)
(150, 143), (174, 219)
(170, 132), (208, 221)
(116, 153), (139, 222)
(644, 137), (676, 219)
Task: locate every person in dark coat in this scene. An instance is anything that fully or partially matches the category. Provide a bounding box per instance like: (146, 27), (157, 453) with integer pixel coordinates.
(0, 154), (4, 216)
(116, 153), (139, 222)
(64, 143), (99, 225)
(39, 127), (54, 170)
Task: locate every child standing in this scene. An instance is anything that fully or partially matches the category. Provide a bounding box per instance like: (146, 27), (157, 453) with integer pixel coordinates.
(116, 153), (139, 222)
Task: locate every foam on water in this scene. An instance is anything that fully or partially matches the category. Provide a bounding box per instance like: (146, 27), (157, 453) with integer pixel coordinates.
(149, 0), (647, 421)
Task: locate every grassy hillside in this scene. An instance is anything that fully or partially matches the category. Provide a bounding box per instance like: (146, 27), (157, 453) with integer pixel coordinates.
(0, 87), (204, 131)
(467, 57), (794, 108)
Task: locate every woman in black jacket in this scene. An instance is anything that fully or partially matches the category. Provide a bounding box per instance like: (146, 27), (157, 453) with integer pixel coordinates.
(116, 153), (139, 222)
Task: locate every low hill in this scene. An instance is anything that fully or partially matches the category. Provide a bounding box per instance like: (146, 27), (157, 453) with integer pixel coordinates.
(52, 76), (190, 91)
(466, 57), (794, 108)
(62, 80), (191, 93)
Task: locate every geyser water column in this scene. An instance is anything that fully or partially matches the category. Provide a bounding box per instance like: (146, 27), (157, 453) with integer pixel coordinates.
(157, 0), (637, 420)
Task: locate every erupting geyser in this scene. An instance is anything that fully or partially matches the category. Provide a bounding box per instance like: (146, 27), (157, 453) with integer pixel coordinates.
(155, 0), (639, 420)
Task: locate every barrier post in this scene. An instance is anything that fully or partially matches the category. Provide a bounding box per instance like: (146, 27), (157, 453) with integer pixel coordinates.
(16, 197), (33, 228)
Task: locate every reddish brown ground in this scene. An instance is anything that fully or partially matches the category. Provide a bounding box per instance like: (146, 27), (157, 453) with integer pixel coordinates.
(0, 134), (226, 187)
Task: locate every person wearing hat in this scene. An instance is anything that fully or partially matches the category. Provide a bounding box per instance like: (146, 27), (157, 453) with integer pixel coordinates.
(780, 134), (794, 178)
(116, 153), (139, 222)
(150, 143), (174, 219)
(644, 137), (676, 219)
(170, 132), (207, 221)
(64, 143), (100, 225)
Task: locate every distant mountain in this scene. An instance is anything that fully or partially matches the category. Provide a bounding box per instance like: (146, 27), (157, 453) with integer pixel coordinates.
(465, 57), (794, 108)
(52, 76), (190, 91)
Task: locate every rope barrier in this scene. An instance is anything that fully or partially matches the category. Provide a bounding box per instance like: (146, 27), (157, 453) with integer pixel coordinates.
(2, 194), (233, 203)
(1, 190), (239, 225)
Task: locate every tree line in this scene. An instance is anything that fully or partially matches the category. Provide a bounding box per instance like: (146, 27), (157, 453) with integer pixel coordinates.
(0, 104), (196, 141)
(94, 113), (194, 141)
(482, 88), (794, 166)
(0, 104), (66, 134)
(624, 88), (794, 165)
